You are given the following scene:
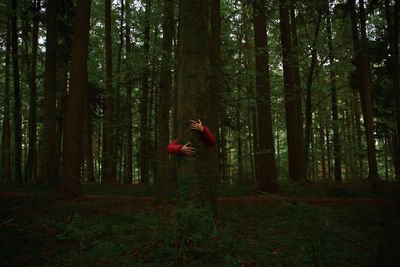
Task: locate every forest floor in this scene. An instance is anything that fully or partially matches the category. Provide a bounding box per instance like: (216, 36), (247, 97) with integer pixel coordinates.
(0, 180), (399, 266)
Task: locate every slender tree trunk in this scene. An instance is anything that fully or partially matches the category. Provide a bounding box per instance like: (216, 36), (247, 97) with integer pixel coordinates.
(41, 0), (59, 185)
(392, 133), (400, 181)
(326, 7), (342, 181)
(58, 0), (91, 199)
(384, 0), (400, 180)
(253, 0), (278, 193)
(318, 109), (327, 180)
(156, 0), (174, 204)
(279, 0), (306, 182)
(140, 0), (151, 184)
(102, 0), (116, 184)
(304, 12), (322, 179)
(24, 0), (40, 183)
(11, 0), (23, 186)
(2, 11), (11, 181)
(125, 0), (133, 185)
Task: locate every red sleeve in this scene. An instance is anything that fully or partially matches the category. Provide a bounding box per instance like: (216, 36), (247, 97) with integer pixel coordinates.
(201, 126), (216, 147)
(166, 138), (183, 154)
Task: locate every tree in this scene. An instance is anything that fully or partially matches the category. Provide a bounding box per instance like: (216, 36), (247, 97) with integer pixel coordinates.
(156, 0), (174, 204)
(176, 0), (216, 215)
(349, 0), (378, 183)
(40, 0), (59, 185)
(2, 8), (11, 182)
(58, 0), (92, 199)
(102, 0), (116, 184)
(25, 0), (41, 183)
(384, 0), (400, 180)
(326, 4), (342, 181)
(252, 0), (278, 193)
(206, 0), (222, 214)
(139, 0), (151, 184)
(11, 0), (23, 186)
(279, 0), (306, 181)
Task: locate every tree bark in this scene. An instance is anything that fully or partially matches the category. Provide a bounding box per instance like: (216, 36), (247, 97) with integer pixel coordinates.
(11, 0), (23, 186)
(177, 0), (216, 215)
(279, 0), (306, 181)
(139, 0), (151, 184)
(102, 0), (116, 184)
(384, 0), (400, 180)
(40, 0), (59, 185)
(326, 7), (342, 181)
(125, 0), (133, 185)
(24, 0), (40, 183)
(253, 0), (278, 193)
(2, 10), (11, 181)
(156, 0), (174, 204)
(349, 0), (378, 183)
(304, 11), (322, 179)
(58, 0), (91, 199)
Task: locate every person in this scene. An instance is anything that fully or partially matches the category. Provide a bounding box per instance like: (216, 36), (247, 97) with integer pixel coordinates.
(167, 119), (216, 156)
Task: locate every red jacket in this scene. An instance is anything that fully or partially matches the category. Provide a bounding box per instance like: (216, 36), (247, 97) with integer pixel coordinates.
(166, 126), (216, 154)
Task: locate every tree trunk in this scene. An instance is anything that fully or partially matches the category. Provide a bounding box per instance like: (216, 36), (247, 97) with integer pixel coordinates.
(177, 0), (216, 218)
(24, 0), (40, 183)
(40, 0), (59, 185)
(125, 0), (133, 185)
(304, 12), (322, 179)
(349, 0), (378, 183)
(139, 0), (151, 184)
(253, 0), (278, 193)
(384, 0), (400, 180)
(86, 94), (95, 183)
(58, 0), (91, 199)
(11, 0), (23, 187)
(156, 0), (174, 204)
(102, 0), (116, 184)
(2, 11), (11, 181)
(279, 0), (306, 181)
(326, 7), (342, 181)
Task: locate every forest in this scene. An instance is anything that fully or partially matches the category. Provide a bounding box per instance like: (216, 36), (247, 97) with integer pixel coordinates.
(0, 0), (399, 265)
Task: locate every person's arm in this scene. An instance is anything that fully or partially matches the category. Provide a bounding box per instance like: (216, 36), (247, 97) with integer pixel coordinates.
(167, 138), (195, 156)
(201, 126), (216, 147)
(189, 119), (216, 147)
(166, 138), (183, 154)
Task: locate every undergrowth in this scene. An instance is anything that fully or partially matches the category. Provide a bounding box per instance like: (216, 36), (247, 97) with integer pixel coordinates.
(0, 190), (399, 266)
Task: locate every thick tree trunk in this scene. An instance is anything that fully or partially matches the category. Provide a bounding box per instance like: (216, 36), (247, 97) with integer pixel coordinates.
(253, 0), (278, 193)
(350, 0), (378, 183)
(58, 0), (91, 199)
(139, 0), (151, 184)
(326, 8), (342, 181)
(156, 0), (174, 204)
(384, 0), (400, 180)
(11, 0), (23, 186)
(2, 13), (11, 181)
(102, 0), (116, 184)
(279, 0), (306, 181)
(177, 0), (216, 216)
(40, 0), (59, 185)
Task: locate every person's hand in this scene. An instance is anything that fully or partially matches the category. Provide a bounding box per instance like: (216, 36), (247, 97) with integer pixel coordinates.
(189, 119), (204, 132)
(180, 142), (195, 156)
